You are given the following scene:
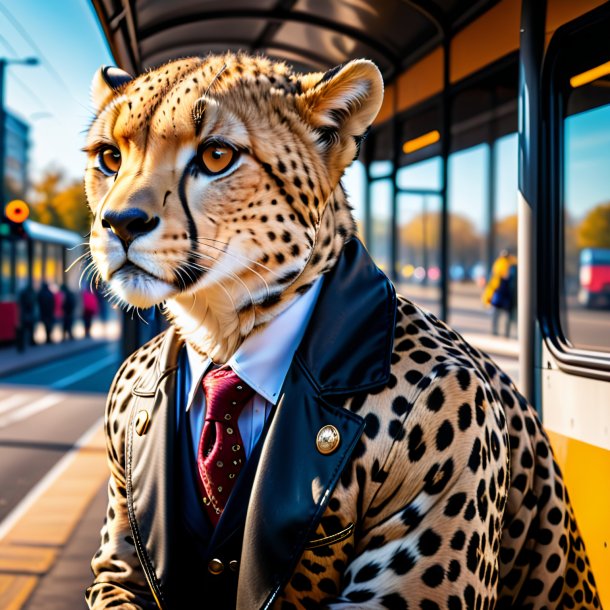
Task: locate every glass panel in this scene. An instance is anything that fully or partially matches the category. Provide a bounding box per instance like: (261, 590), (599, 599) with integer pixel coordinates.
(396, 193), (441, 317)
(369, 160), (393, 179)
(562, 77), (610, 352)
(397, 157), (441, 192)
(343, 161), (366, 238)
(45, 244), (58, 285)
(33, 241), (43, 286)
(0, 238), (10, 296)
(447, 145), (504, 336)
(494, 134), (518, 253)
(15, 240), (28, 292)
(368, 179), (393, 273)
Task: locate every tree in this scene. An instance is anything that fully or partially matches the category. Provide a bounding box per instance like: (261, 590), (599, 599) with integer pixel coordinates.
(29, 169), (91, 235)
(399, 211), (482, 268)
(494, 214), (518, 253)
(577, 202), (610, 249)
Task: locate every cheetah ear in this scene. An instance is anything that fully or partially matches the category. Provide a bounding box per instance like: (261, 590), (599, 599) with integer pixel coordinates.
(297, 59), (383, 162)
(91, 66), (134, 112)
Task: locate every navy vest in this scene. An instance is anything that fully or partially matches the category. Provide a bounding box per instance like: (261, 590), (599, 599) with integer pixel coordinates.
(173, 349), (269, 608)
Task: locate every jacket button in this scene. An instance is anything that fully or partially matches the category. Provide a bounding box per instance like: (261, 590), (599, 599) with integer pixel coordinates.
(208, 558), (224, 575)
(229, 560), (239, 572)
(316, 425), (341, 455)
(135, 410), (150, 436)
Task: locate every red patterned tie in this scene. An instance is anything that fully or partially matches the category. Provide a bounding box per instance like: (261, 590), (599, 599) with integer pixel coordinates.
(197, 368), (254, 525)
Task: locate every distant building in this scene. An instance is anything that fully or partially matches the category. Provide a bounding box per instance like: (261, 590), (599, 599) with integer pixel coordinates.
(4, 111), (29, 201)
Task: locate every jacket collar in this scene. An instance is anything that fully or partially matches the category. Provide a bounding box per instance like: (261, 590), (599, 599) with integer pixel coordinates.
(296, 237), (396, 395)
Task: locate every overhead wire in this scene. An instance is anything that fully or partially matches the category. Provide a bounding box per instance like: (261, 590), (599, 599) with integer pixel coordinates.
(0, 1), (78, 101)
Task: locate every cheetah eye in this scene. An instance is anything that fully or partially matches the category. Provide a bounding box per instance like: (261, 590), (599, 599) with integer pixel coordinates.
(198, 141), (238, 175)
(97, 146), (122, 176)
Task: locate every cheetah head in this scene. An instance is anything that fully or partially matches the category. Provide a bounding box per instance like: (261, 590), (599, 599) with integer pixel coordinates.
(85, 53), (383, 360)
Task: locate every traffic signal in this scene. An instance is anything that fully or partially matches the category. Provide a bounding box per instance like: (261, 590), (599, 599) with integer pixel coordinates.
(1, 200), (30, 238)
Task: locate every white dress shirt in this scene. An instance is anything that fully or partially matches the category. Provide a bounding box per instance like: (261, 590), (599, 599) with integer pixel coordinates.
(183, 278), (323, 461)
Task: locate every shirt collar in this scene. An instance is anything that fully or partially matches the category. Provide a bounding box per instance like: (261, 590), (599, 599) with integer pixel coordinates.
(185, 277), (323, 407)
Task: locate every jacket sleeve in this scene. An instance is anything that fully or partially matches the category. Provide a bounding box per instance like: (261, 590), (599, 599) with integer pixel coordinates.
(327, 365), (510, 609)
(86, 359), (158, 610)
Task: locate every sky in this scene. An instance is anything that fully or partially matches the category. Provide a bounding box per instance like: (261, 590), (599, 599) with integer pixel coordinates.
(0, 0), (607, 235)
(565, 103), (610, 220)
(1, 0), (112, 183)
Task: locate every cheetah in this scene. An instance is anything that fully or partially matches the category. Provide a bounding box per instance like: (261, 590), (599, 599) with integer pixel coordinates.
(84, 53), (600, 609)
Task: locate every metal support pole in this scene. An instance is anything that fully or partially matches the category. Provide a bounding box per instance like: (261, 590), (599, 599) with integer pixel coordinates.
(439, 37), (451, 322)
(518, 0), (546, 407)
(390, 74), (400, 283)
(363, 139), (373, 248)
(422, 195), (429, 285)
(487, 139), (497, 275)
(27, 238), (33, 288)
(41, 242), (47, 282)
(9, 238), (15, 295)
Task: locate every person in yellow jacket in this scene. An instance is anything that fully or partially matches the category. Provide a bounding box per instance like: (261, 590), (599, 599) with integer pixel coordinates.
(483, 249), (518, 337)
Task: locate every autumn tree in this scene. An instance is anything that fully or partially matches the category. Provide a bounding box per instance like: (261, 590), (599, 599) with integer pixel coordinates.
(29, 168), (90, 235)
(494, 214), (518, 253)
(577, 202), (610, 249)
(400, 211), (482, 268)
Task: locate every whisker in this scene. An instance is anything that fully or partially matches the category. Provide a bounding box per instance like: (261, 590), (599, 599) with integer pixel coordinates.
(67, 241), (90, 252)
(65, 250), (91, 273)
(191, 250), (270, 301)
(182, 259), (248, 315)
(186, 254), (257, 310)
(79, 260), (97, 289)
(136, 307), (149, 326)
(195, 238), (282, 278)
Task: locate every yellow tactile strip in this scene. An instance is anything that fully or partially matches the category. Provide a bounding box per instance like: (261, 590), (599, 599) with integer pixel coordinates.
(0, 425), (107, 610)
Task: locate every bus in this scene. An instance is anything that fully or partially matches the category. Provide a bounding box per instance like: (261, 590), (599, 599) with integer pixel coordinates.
(579, 248), (610, 308)
(0, 218), (82, 342)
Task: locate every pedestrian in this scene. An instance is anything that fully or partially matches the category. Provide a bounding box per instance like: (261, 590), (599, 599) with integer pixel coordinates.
(60, 284), (76, 340)
(37, 282), (55, 344)
(82, 288), (99, 338)
(17, 284), (37, 350)
(483, 249), (518, 337)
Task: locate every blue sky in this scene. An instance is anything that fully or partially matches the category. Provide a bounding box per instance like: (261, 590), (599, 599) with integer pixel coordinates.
(565, 104), (610, 220)
(1, 0), (112, 182)
(1, 0), (608, 233)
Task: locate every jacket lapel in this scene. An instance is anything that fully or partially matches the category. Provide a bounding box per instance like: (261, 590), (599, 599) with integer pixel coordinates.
(237, 238), (397, 609)
(126, 327), (182, 610)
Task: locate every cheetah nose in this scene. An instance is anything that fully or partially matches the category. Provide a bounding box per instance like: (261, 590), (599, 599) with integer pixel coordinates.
(101, 208), (160, 247)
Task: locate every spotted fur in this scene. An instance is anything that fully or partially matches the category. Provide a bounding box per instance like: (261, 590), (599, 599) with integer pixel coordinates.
(85, 53), (599, 609)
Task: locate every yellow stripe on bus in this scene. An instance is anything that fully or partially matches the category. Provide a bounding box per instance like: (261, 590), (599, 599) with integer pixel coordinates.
(547, 429), (610, 606)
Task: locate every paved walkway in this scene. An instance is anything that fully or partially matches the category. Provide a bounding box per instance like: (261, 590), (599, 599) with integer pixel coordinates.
(0, 321), (120, 378)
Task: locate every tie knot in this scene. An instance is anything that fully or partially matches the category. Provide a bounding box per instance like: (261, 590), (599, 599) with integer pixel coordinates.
(202, 368), (254, 421)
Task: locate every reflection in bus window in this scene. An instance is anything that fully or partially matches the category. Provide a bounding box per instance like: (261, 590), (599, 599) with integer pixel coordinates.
(563, 83), (610, 352)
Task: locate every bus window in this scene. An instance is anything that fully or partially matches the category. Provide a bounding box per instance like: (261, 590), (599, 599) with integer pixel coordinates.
(562, 74), (610, 352)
